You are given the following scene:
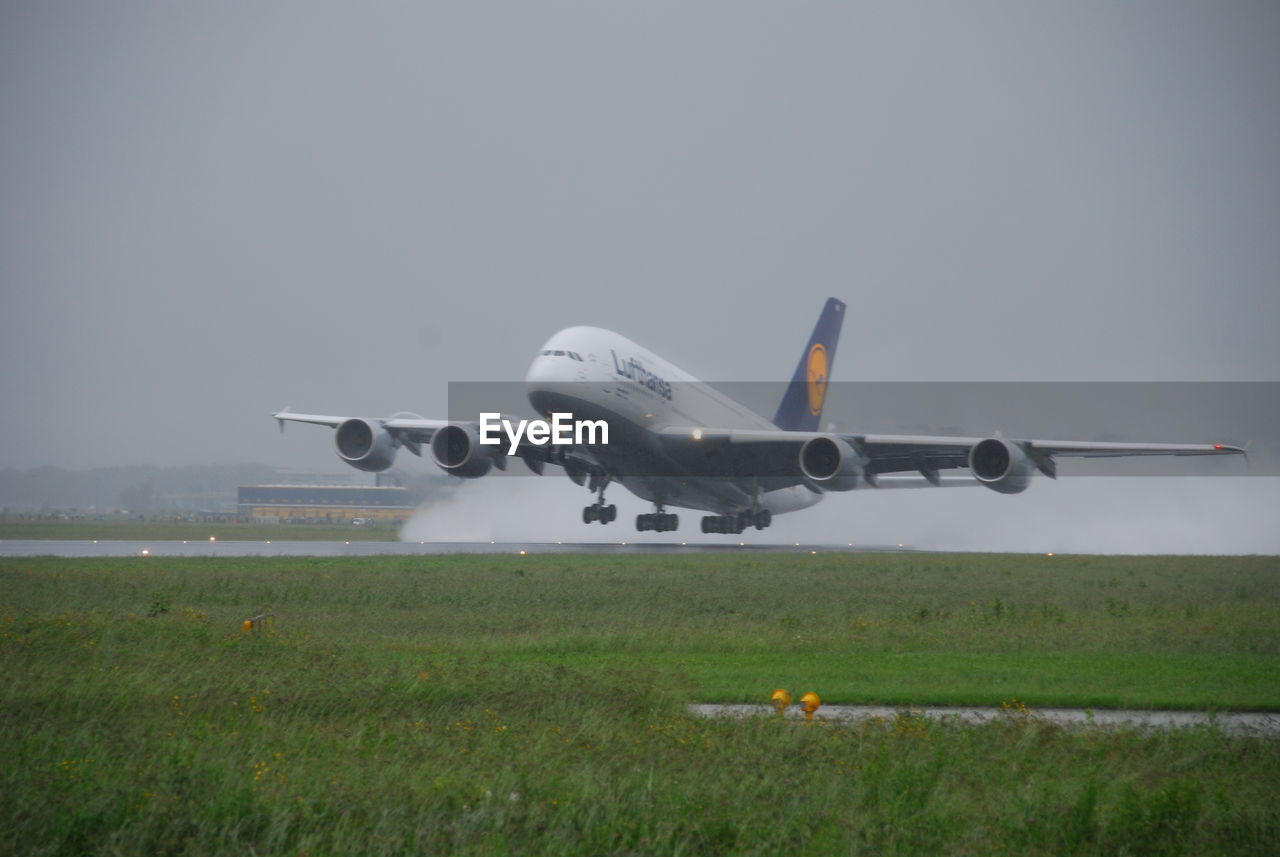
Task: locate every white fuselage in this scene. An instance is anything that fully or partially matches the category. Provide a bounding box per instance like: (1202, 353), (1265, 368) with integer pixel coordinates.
(524, 326), (822, 517)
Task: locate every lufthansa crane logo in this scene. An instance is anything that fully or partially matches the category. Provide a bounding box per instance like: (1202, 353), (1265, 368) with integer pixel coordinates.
(806, 343), (828, 416)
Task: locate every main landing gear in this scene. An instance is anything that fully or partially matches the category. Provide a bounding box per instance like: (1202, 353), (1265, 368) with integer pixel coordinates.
(583, 503), (616, 524)
(583, 470), (616, 525)
(700, 509), (772, 534)
(636, 511), (678, 533)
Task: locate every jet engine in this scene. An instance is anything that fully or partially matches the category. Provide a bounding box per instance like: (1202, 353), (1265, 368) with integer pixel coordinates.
(335, 418), (397, 472)
(798, 436), (864, 491)
(969, 437), (1034, 494)
(430, 423), (499, 478)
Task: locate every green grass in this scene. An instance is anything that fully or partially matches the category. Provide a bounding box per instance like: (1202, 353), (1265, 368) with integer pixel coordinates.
(0, 517), (398, 541)
(3, 553), (1278, 855)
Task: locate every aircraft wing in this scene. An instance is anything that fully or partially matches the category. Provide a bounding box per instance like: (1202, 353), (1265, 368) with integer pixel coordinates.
(656, 426), (1245, 484)
(272, 409), (572, 473)
(852, 434), (1244, 478)
(869, 475), (981, 489)
(272, 410), (347, 430)
(274, 410), (447, 440)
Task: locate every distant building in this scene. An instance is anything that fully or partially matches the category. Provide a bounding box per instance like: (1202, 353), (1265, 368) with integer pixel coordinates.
(237, 484), (418, 523)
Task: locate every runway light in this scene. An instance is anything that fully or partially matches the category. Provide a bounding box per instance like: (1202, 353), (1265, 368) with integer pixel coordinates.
(209, 536), (216, 542)
(1046, 552), (1054, 557)
(771, 688), (792, 716)
(898, 543), (904, 548)
(140, 549), (150, 557)
(692, 428), (703, 440)
(810, 550), (817, 555)
(241, 611), (273, 634)
(800, 692), (822, 722)
(518, 549), (527, 556)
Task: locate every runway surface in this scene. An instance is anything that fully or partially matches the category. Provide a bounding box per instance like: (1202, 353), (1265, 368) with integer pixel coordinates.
(0, 540), (911, 558)
(691, 704), (1280, 736)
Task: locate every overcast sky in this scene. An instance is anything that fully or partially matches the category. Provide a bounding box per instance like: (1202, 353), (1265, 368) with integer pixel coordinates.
(2, 3), (1277, 550)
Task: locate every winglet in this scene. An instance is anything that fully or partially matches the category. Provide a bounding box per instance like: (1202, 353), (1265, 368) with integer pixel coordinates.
(275, 407), (290, 433)
(1213, 441), (1249, 465)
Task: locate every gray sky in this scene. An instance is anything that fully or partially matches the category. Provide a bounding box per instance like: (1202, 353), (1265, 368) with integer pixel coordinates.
(2, 3), (1277, 550)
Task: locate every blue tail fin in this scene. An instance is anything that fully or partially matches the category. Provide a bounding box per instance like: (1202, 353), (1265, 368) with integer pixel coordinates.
(772, 297), (846, 431)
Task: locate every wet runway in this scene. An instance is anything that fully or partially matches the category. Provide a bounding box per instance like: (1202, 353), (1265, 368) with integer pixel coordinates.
(0, 540), (913, 558)
(691, 703), (1280, 736)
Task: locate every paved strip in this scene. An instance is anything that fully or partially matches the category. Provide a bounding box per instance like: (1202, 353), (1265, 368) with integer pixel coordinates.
(690, 703), (1280, 737)
(0, 540), (912, 557)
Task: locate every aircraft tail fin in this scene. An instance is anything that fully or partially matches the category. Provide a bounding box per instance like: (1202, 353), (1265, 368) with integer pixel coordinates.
(772, 297), (845, 432)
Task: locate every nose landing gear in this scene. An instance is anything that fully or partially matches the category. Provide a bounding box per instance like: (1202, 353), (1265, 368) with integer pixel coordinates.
(582, 470), (616, 524)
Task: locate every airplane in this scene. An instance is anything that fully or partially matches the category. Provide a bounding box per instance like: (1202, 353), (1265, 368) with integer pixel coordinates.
(274, 298), (1244, 535)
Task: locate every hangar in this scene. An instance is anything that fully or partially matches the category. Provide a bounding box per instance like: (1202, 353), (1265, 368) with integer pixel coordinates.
(237, 484), (417, 524)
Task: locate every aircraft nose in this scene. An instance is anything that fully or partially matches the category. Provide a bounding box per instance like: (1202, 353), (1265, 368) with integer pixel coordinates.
(525, 354), (557, 386)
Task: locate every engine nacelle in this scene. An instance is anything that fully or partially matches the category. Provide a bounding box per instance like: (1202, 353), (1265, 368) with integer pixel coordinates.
(334, 418), (397, 472)
(969, 437), (1034, 494)
(430, 423), (497, 479)
(798, 436), (864, 492)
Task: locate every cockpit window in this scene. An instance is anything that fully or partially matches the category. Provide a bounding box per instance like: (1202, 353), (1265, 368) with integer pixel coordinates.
(539, 349), (583, 360)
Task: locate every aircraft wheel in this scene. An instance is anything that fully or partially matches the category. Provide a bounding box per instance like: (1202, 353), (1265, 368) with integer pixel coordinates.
(606, 504), (617, 523)
(583, 505), (595, 524)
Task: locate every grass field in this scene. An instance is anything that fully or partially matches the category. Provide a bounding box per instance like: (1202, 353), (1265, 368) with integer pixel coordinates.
(3, 553), (1278, 855)
(0, 518), (398, 542)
